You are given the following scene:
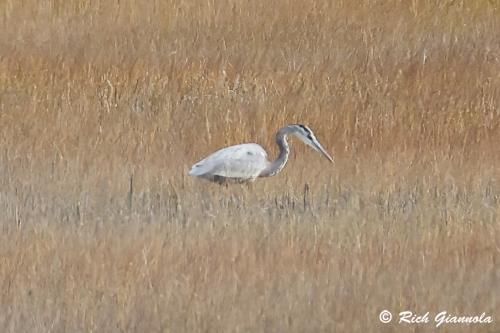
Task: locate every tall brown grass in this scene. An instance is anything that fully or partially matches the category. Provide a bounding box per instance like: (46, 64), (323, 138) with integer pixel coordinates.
(0, 0), (499, 332)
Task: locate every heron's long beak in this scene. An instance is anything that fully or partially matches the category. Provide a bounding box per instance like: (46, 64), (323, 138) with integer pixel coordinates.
(313, 141), (334, 164)
(296, 132), (334, 164)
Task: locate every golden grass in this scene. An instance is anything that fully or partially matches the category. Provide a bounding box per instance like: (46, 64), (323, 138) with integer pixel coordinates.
(0, 0), (499, 332)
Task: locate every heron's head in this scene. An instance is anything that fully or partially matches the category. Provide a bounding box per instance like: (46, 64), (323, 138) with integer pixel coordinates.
(290, 124), (334, 164)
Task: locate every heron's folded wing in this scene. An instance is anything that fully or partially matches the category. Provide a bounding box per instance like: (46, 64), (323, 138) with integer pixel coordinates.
(189, 143), (267, 179)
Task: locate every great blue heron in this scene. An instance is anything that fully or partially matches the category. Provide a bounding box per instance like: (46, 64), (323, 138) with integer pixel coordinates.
(188, 124), (333, 184)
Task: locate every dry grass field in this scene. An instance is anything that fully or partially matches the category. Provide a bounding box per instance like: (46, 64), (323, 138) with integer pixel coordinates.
(1, 0), (499, 332)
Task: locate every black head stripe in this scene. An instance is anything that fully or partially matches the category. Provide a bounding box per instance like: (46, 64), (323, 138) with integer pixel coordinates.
(294, 124), (314, 141)
(295, 124), (309, 133)
(297, 124), (308, 131)
(294, 124), (314, 140)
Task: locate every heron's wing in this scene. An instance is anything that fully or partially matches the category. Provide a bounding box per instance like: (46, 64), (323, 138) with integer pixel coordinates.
(188, 143), (268, 179)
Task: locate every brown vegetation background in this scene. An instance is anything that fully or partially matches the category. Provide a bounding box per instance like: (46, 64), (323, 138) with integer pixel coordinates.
(0, 0), (499, 332)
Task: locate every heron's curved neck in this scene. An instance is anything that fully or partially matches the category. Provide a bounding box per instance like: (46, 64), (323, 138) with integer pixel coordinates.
(260, 130), (290, 177)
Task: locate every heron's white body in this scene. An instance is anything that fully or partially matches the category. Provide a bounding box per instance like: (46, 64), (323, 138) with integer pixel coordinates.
(188, 124), (334, 184)
(188, 143), (269, 182)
